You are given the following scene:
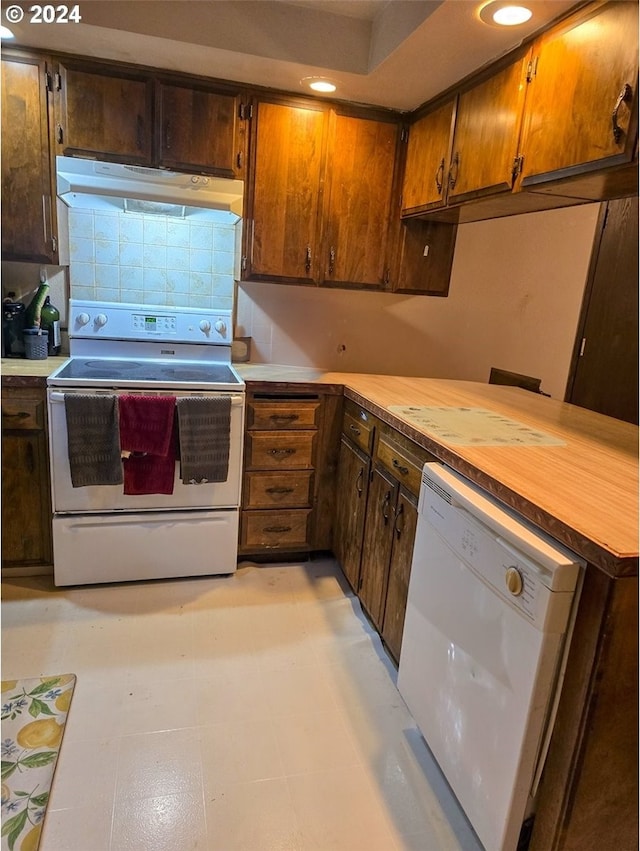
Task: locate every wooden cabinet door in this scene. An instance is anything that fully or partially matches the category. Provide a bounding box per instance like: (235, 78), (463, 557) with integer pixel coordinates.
(1, 389), (53, 568)
(333, 437), (370, 593)
(57, 62), (153, 163)
(157, 82), (244, 178)
(447, 54), (529, 204)
(359, 466), (398, 630)
(401, 99), (455, 214)
(1, 52), (57, 263)
(381, 491), (418, 663)
(520, 1), (639, 186)
(322, 112), (399, 288)
(245, 99), (326, 283)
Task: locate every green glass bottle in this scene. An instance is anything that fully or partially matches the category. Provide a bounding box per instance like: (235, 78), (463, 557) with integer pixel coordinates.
(40, 296), (61, 355)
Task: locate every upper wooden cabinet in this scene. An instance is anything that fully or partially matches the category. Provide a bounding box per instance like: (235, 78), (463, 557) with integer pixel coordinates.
(1, 51), (58, 263)
(402, 99), (455, 213)
(55, 61), (248, 177)
(244, 98), (326, 284)
(244, 97), (401, 289)
(156, 80), (246, 178)
(519, 1), (639, 192)
(57, 62), (154, 163)
(322, 110), (399, 289)
(402, 51), (529, 215)
(447, 53), (530, 205)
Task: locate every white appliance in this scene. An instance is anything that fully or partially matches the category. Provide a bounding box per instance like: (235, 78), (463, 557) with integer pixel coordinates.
(397, 463), (583, 851)
(47, 299), (245, 587)
(56, 155), (244, 215)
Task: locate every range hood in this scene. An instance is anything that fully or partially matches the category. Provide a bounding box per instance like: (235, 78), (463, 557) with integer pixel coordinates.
(56, 156), (244, 216)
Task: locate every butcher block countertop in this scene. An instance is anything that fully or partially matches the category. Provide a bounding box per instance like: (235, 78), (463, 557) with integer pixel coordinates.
(3, 359), (638, 577)
(240, 365), (638, 577)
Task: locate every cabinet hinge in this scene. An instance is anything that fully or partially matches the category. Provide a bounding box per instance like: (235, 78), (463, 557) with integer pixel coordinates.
(526, 56), (539, 83)
(55, 72), (62, 91)
(512, 154), (524, 182)
(579, 337), (586, 357)
(400, 126), (409, 143)
(45, 71), (53, 92)
(56, 124), (64, 145)
(239, 103), (253, 121)
(383, 269), (390, 287)
(241, 255), (247, 272)
(51, 235), (57, 253)
(237, 151), (243, 170)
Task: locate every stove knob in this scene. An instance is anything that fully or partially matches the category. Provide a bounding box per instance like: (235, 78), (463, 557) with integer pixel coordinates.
(95, 313), (108, 328)
(199, 320), (212, 335)
(77, 312), (91, 327)
(214, 320), (227, 336)
(505, 566), (524, 596)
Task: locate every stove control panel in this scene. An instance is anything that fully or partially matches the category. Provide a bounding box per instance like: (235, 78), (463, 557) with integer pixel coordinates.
(69, 300), (233, 345)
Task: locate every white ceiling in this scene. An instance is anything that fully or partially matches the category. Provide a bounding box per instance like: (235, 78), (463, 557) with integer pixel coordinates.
(3, 0), (579, 110)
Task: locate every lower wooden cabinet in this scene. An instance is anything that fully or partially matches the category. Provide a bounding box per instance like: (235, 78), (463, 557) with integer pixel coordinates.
(333, 399), (432, 662)
(1, 385), (53, 570)
(240, 387), (342, 556)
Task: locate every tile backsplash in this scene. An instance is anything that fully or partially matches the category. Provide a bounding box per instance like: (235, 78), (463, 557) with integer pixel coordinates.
(68, 207), (238, 309)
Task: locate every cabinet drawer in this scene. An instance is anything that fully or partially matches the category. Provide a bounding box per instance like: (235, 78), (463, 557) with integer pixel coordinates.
(247, 400), (320, 430)
(241, 509), (311, 549)
(342, 400), (375, 454)
(245, 431), (315, 469)
(375, 434), (424, 497)
(243, 470), (313, 509)
(1, 397), (45, 431)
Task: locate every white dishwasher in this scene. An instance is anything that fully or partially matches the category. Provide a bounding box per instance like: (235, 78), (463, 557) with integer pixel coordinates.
(397, 462), (583, 851)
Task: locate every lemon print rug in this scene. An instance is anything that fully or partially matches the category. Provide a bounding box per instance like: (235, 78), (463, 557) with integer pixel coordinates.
(1, 675), (76, 851)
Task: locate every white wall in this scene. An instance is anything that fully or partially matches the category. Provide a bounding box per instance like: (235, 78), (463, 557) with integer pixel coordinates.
(236, 203), (601, 399)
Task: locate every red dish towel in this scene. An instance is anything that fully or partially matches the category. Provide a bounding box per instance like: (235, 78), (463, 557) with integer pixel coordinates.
(118, 395), (177, 495)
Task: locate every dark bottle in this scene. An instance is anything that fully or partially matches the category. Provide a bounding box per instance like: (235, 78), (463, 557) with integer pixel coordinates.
(40, 296), (61, 356)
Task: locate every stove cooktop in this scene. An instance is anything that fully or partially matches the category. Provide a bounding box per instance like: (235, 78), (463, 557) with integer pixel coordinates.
(47, 357), (245, 390)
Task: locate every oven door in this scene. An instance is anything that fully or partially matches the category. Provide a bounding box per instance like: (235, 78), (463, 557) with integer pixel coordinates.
(48, 388), (244, 512)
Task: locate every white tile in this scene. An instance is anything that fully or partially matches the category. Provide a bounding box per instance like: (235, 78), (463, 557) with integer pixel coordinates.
(95, 239), (120, 265)
(68, 236), (94, 263)
(143, 217), (167, 245)
(95, 264), (119, 288)
(119, 241), (143, 267)
(120, 214), (143, 243)
(94, 213), (119, 241)
(166, 246), (189, 270)
(190, 248), (212, 273)
(110, 790), (207, 851)
(166, 220), (189, 247)
(49, 738), (118, 810)
(120, 265), (144, 292)
(271, 708), (362, 775)
(199, 719), (285, 792)
(204, 778), (302, 851)
(142, 244), (167, 269)
(68, 209), (94, 239)
(41, 801), (113, 851)
(115, 728), (204, 801)
(189, 224), (213, 250)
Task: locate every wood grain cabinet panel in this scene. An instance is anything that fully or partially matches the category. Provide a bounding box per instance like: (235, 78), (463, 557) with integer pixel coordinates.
(243, 470), (313, 509)
(520, 1), (639, 189)
(246, 399), (319, 430)
(381, 490), (418, 663)
(401, 99), (455, 214)
(322, 112), (399, 288)
(157, 81), (244, 177)
(333, 436), (371, 593)
(1, 387), (53, 570)
(245, 99), (326, 284)
(57, 62), (153, 163)
(245, 431), (315, 470)
(1, 51), (58, 263)
(447, 52), (530, 204)
(359, 465), (399, 630)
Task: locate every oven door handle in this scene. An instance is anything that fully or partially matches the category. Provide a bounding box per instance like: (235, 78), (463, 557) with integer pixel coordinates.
(48, 391), (245, 406)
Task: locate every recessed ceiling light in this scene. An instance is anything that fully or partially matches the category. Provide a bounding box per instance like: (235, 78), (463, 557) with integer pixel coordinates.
(478, 3), (533, 26)
(0, 26), (15, 39)
(301, 76), (337, 94)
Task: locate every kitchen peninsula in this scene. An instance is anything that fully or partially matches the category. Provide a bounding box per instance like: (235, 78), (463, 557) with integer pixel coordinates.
(2, 358), (638, 851)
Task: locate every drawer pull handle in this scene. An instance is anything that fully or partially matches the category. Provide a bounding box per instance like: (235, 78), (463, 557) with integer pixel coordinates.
(269, 414), (299, 422)
(349, 424), (361, 436)
(264, 525), (292, 533)
(266, 486), (294, 495)
(268, 448), (296, 457)
(3, 411), (31, 420)
(392, 458), (409, 475)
